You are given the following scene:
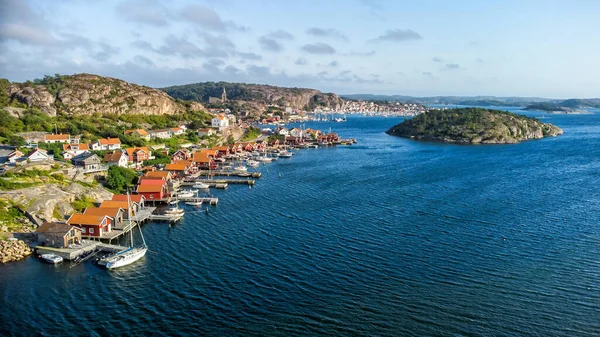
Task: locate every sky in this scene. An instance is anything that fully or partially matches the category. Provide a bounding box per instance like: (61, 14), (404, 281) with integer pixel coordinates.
(0, 0), (599, 98)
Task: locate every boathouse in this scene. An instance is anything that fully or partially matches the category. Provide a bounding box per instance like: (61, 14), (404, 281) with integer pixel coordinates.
(36, 222), (82, 248)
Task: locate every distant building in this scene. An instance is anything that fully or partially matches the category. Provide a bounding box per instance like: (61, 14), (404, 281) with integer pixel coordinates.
(62, 143), (90, 160)
(43, 134), (79, 144)
(198, 128), (215, 137)
(149, 129), (173, 139)
(211, 115), (229, 129)
(72, 153), (103, 170)
(103, 151), (129, 167)
(124, 129), (151, 141)
(27, 148), (52, 162)
(221, 87), (227, 103)
(91, 138), (121, 151)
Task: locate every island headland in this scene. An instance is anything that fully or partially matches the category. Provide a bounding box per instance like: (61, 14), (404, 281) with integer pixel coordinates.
(386, 107), (563, 144)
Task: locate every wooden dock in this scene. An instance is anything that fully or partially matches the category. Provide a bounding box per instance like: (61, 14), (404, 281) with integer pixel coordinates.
(194, 171), (262, 178)
(177, 197), (219, 205)
(181, 179), (255, 186)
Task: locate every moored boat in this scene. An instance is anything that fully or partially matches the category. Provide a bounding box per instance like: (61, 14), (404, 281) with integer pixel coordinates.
(41, 254), (63, 264)
(192, 182), (210, 189)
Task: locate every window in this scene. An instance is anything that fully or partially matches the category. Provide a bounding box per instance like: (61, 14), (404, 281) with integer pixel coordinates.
(89, 228), (94, 234)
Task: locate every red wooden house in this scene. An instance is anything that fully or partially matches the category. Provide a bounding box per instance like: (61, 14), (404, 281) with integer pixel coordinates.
(171, 149), (192, 162)
(125, 147), (151, 164)
(67, 214), (112, 237)
(136, 180), (168, 201)
(285, 136), (303, 145)
(212, 146), (231, 157)
(193, 151), (217, 169)
(111, 194), (146, 208)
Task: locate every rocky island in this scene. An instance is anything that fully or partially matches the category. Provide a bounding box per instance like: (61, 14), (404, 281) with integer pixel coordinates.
(386, 107), (563, 144)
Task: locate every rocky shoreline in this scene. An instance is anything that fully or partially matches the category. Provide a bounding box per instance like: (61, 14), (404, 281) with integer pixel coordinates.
(1, 239), (33, 263)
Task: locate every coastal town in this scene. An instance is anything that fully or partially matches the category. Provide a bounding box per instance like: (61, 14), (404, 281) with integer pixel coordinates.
(0, 112), (356, 266)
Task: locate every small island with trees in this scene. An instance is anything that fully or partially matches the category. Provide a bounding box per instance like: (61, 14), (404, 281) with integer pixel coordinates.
(386, 107), (563, 144)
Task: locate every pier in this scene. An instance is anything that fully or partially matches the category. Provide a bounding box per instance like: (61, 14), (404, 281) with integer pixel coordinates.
(35, 241), (129, 261)
(194, 171), (262, 178)
(181, 179), (255, 186)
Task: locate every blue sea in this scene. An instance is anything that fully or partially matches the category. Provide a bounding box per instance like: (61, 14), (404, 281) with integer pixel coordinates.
(1, 107), (600, 336)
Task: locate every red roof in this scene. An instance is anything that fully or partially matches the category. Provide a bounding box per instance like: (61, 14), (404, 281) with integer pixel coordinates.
(136, 185), (165, 193)
(139, 179), (167, 186)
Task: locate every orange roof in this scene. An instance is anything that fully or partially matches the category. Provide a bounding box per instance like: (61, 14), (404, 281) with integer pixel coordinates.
(63, 143), (90, 151)
(173, 160), (193, 166)
(98, 138), (121, 145)
(145, 171), (170, 179)
(139, 179), (167, 186)
(83, 207), (122, 218)
(165, 163), (188, 171)
(171, 127), (183, 132)
(213, 146), (230, 151)
(125, 147), (150, 156)
(193, 151), (211, 163)
(67, 214), (106, 225)
(111, 195), (145, 203)
(136, 185), (165, 193)
(125, 129), (149, 136)
(215, 115), (226, 120)
(204, 149), (218, 156)
(99, 200), (131, 209)
(45, 134), (70, 141)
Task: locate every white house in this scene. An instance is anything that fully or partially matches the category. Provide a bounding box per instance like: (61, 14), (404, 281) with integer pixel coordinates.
(289, 128), (303, 138)
(103, 151), (129, 167)
(149, 129), (173, 139)
(198, 128), (215, 137)
(62, 143), (90, 160)
(170, 127), (185, 136)
(91, 138), (121, 151)
(211, 115), (229, 129)
(43, 134), (79, 144)
(27, 148), (52, 162)
(7, 150), (24, 164)
(225, 114), (237, 124)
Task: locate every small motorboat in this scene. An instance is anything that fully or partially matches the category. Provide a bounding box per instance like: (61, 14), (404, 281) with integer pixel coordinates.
(177, 190), (195, 198)
(246, 160), (259, 167)
(185, 199), (203, 206)
(255, 156), (272, 162)
(193, 182), (210, 189)
(278, 151), (293, 158)
(41, 254), (63, 264)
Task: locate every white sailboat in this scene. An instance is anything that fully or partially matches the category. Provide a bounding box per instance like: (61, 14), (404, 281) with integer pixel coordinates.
(103, 194), (147, 270)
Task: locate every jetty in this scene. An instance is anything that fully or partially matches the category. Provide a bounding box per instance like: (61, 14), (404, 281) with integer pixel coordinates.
(35, 241), (129, 261)
(181, 179), (255, 186)
(193, 170), (262, 178)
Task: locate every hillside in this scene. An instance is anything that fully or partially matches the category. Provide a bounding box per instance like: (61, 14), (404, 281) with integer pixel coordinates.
(162, 82), (344, 114)
(341, 94), (552, 106)
(386, 108), (563, 144)
(524, 99), (600, 112)
(1, 74), (205, 117)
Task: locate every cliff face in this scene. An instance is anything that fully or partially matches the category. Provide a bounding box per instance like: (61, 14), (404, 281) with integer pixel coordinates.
(162, 81), (344, 114)
(386, 108), (563, 144)
(4, 74), (205, 116)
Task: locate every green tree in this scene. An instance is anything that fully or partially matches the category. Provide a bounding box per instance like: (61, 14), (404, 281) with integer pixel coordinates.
(106, 166), (138, 193)
(7, 135), (26, 147)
